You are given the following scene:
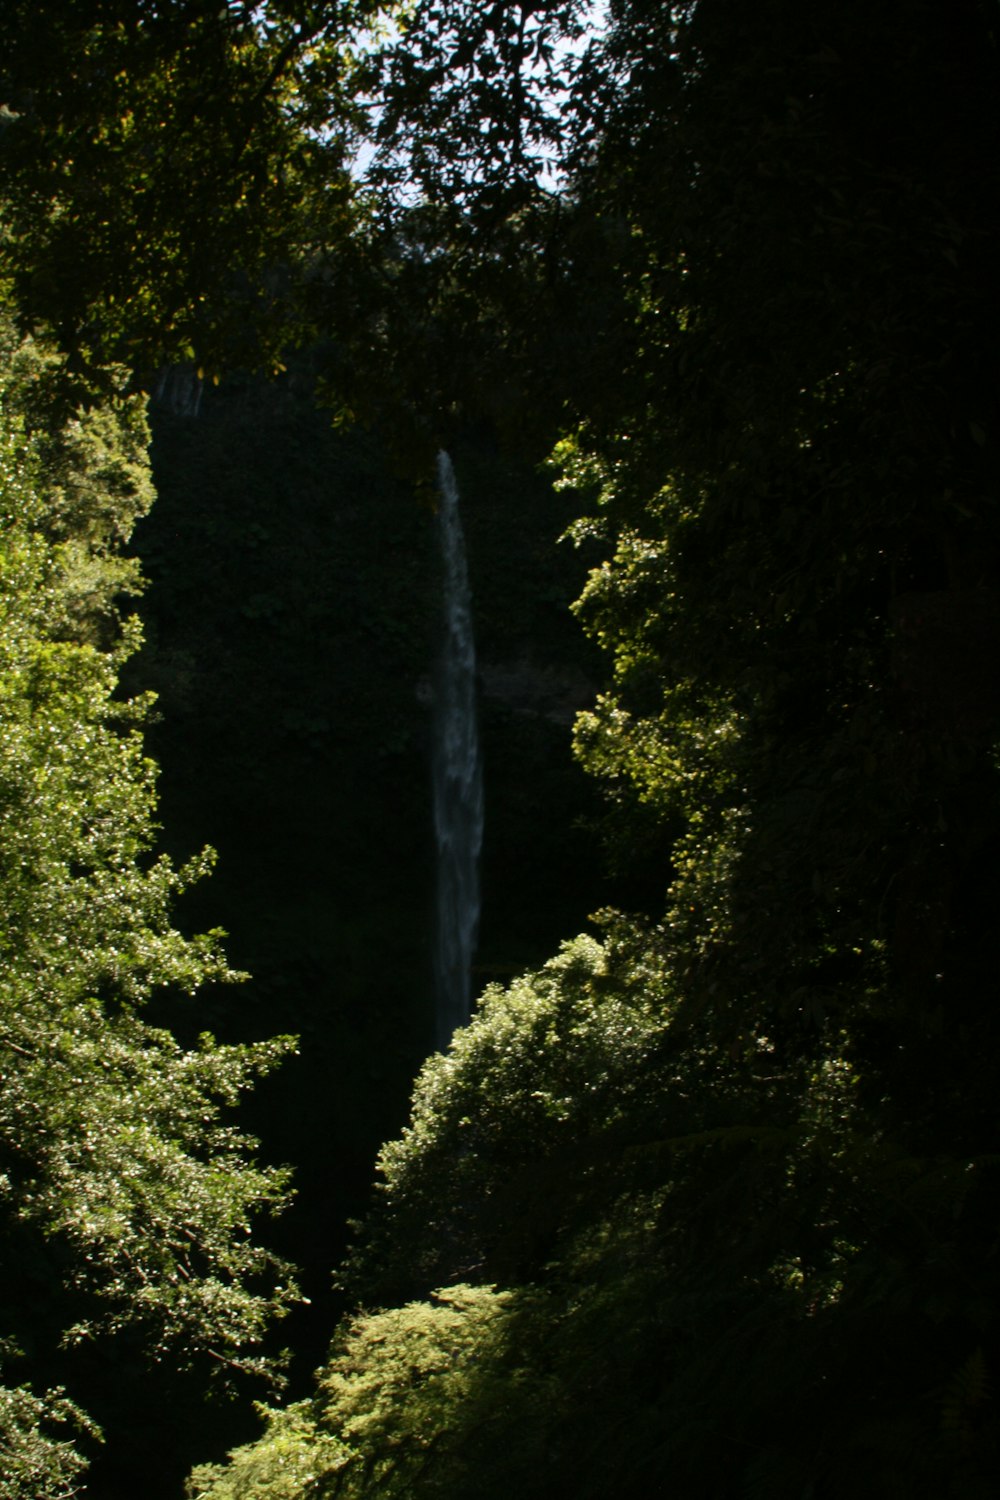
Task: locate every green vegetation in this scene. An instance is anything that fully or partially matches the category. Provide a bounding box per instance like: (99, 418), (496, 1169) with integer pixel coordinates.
(2, 0), (998, 1496)
(0, 0), (391, 383)
(194, 2), (1000, 1497)
(0, 316), (300, 1496)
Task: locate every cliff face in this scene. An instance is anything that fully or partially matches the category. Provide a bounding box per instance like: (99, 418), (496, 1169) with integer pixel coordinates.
(127, 366), (614, 1386)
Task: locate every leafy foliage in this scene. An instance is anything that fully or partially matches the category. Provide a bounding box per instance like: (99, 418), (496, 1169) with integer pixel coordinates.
(193, 0), (1000, 1496)
(340, 933), (667, 1304)
(362, 0), (597, 215)
(0, 1360), (93, 1500)
(302, 1), (631, 467)
(188, 1283), (562, 1500)
(0, 0), (400, 384)
(195, 935), (1000, 1499)
(0, 315), (298, 1494)
(555, 0), (1000, 1121)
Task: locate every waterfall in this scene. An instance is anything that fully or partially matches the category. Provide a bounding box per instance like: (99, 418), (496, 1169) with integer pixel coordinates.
(432, 450), (483, 1050)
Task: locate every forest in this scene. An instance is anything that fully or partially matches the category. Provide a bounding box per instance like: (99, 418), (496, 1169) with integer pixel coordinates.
(1, 2), (998, 1497)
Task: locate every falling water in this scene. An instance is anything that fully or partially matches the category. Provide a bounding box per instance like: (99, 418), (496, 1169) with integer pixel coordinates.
(432, 450), (484, 1050)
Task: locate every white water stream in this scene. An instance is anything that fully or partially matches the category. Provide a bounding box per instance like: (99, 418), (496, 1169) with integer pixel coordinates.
(432, 451), (483, 1049)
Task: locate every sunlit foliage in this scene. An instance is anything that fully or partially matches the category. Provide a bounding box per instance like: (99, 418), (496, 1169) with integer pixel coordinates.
(0, 317), (297, 1494)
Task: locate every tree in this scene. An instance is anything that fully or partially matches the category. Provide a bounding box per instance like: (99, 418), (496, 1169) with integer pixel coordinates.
(0, 0), (398, 386)
(558, 0), (1000, 1089)
(301, 0), (626, 468)
(339, 933), (668, 1306)
(0, 315), (299, 1496)
(194, 924), (999, 1499)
